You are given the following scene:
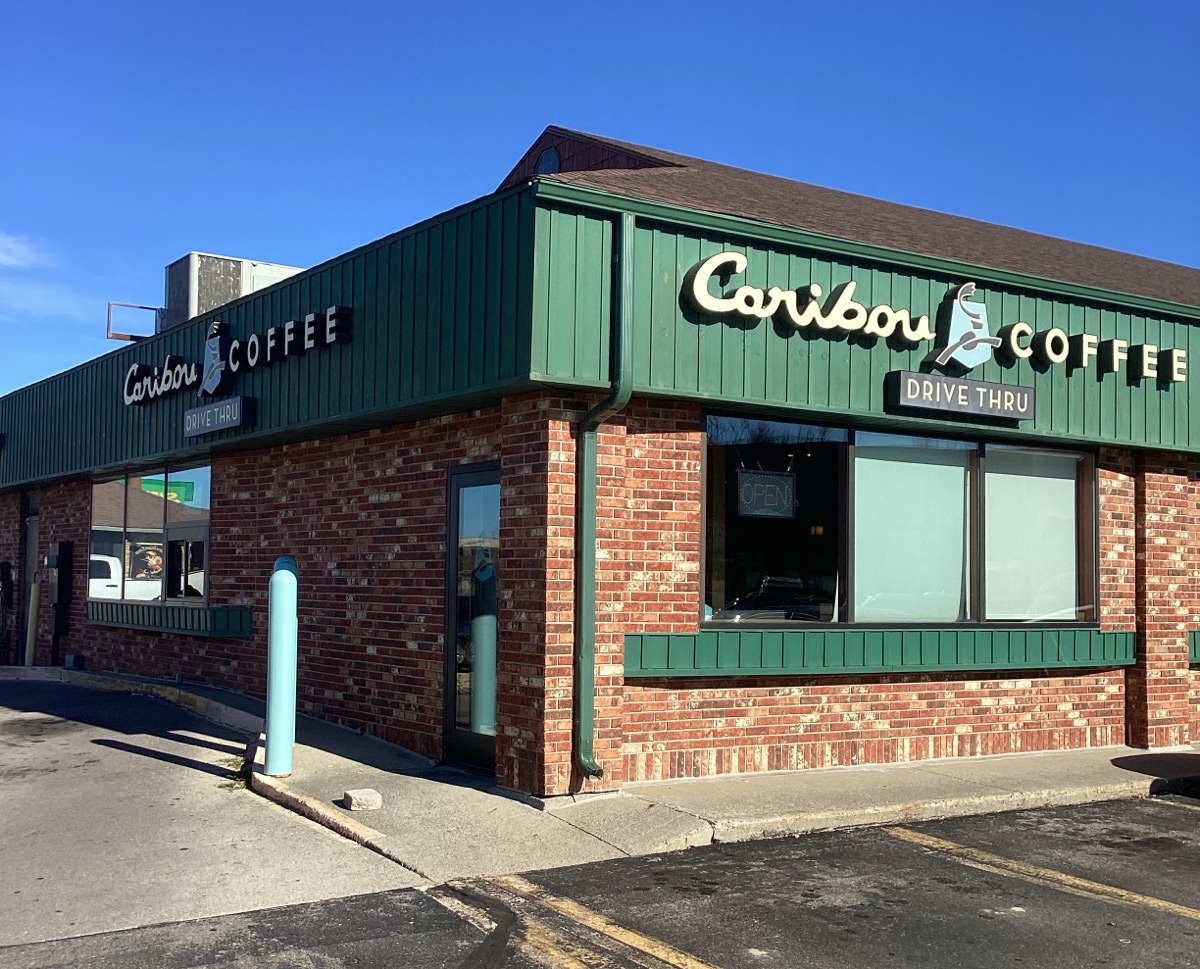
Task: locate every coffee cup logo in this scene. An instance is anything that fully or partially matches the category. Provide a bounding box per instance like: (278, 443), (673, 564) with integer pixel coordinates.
(935, 283), (1002, 371)
(199, 322), (232, 398)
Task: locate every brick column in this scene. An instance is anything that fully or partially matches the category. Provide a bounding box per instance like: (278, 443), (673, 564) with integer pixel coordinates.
(497, 394), (579, 795)
(1127, 452), (1197, 748)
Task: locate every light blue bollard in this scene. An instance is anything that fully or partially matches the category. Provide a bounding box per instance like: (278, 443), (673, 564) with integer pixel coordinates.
(265, 555), (299, 777)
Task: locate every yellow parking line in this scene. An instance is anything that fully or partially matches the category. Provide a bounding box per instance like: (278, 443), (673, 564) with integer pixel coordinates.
(1155, 797), (1200, 815)
(488, 873), (723, 969)
(885, 826), (1200, 922)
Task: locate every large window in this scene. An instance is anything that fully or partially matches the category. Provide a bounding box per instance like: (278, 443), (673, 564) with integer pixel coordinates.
(88, 466), (211, 603)
(705, 417), (1096, 626)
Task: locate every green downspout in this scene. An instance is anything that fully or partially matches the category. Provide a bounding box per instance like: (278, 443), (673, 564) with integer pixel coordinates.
(574, 210), (635, 779)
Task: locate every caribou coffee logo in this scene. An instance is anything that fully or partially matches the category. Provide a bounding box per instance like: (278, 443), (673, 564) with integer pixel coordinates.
(685, 253), (1188, 383)
(123, 306), (352, 406)
(934, 283), (1002, 369)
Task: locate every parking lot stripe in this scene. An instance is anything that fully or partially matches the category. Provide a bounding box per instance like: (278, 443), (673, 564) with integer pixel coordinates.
(1155, 797), (1200, 815)
(488, 873), (723, 969)
(885, 826), (1200, 922)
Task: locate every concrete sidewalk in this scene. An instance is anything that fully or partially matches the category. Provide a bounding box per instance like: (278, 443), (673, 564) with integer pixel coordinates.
(7, 667), (1200, 886)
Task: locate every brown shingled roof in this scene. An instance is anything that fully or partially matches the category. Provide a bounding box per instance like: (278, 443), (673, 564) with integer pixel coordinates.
(501, 126), (1200, 309)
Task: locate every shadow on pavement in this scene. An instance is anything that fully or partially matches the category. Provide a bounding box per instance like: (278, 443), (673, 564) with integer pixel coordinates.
(0, 681), (249, 768)
(1110, 751), (1200, 796)
(92, 737), (243, 781)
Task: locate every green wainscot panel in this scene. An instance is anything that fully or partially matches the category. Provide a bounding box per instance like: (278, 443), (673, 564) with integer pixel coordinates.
(1190, 630), (1200, 665)
(87, 600), (253, 638)
(625, 628), (1135, 677)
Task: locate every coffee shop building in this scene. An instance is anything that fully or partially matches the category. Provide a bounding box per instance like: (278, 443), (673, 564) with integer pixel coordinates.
(2, 127), (1199, 798)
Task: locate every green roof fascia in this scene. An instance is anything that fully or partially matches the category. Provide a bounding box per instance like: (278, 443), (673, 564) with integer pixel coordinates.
(531, 180), (1200, 325)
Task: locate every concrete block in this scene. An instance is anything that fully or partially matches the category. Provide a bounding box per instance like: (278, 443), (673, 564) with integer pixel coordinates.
(343, 788), (383, 811)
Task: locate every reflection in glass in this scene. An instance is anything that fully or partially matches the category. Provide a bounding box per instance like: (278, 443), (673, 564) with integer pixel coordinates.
(705, 417), (846, 623)
(88, 481), (125, 600)
(166, 466), (212, 522)
(166, 538), (207, 599)
(455, 483), (500, 734)
(986, 447), (1088, 621)
(853, 433), (973, 622)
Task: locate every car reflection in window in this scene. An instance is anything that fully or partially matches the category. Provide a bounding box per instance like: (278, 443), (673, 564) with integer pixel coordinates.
(708, 575), (838, 623)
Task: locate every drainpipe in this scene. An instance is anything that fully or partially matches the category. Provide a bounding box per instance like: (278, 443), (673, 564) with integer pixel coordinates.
(574, 211), (635, 780)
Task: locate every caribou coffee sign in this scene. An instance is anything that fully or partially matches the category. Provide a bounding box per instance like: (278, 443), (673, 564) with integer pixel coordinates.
(685, 252), (1189, 383)
(122, 305), (352, 406)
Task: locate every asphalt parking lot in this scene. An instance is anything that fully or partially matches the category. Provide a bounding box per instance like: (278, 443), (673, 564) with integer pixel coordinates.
(504, 796), (1200, 968)
(0, 681), (419, 947)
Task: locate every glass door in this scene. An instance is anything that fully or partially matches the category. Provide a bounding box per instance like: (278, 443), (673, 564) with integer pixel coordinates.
(444, 463), (500, 769)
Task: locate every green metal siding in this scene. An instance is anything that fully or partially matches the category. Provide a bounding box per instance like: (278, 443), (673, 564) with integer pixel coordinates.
(531, 197), (1200, 452)
(0, 188), (537, 488)
(530, 203), (612, 386)
(625, 628), (1135, 677)
(1190, 630), (1200, 664)
(87, 601), (253, 638)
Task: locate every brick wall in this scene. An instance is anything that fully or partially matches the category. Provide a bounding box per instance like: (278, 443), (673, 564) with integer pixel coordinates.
(614, 426), (1140, 784)
(20, 409), (508, 763)
(5, 394), (1198, 794)
(1127, 452), (1200, 748)
(0, 490), (21, 662)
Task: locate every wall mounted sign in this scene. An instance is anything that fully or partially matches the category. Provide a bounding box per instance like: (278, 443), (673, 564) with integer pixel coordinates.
(183, 396), (255, 438)
(685, 253), (1188, 384)
(737, 469), (796, 518)
(122, 305), (352, 406)
(888, 371), (1034, 421)
(688, 252), (935, 344)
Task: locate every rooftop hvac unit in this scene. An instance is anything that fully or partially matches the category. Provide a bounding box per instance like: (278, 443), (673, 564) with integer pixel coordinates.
(157, 252), (303, 333)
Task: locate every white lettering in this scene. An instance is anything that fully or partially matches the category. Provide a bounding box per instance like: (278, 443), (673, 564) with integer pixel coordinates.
(122, 356), (199, 406)
(689, 252), (746, 314)
(1168, 348), (1188, 383)
(1039, 328), (1071, 364)
(1139, 343), (1159, 379)
(246, 333), (261, 368)
(686, 252), (931, 344)
(1000, 321), (1034, 359)
(1102, 338), (1128, 373)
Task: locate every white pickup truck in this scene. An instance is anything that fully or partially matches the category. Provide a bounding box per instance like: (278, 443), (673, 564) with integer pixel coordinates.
(88, 554), (162, 601)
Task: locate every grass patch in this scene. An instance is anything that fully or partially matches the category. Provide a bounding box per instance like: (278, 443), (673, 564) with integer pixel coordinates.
(219, 755), (253, 789)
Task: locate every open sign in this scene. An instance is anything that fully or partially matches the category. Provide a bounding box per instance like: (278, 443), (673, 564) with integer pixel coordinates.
(737, 470), (796, 519)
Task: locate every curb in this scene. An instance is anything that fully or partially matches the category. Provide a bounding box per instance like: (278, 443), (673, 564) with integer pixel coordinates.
(706, 780), (1165, 843)
(246, 737), (433, 884)
(7, 667), (1200, 871)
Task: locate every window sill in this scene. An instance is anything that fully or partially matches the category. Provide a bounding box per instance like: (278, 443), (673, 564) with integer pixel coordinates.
(625, 627), (1134, 677)
(86, 600), (253, 638)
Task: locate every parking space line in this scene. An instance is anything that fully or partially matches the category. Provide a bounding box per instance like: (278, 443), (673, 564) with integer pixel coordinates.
(1155, 797), (1200, 815)
(885, 826), (1200, 922)
(488, 873), (722, 969)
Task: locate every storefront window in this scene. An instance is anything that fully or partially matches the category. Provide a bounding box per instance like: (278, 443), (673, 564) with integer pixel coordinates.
(704, 416), (1096, 626)
(88, 465), (211, 603)
(705, 418), (846, 623)
(984, 447), (1093, 621)
(853, 433), (973, 622)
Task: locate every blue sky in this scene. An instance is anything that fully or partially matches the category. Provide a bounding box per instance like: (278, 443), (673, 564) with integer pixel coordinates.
(2, 1), (1196, 397)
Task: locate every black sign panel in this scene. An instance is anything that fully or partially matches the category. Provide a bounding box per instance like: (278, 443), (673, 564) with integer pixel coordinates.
(183, 397), (255, 438)
(737, 469), (796, 519)
(888, 371), (1035, 421)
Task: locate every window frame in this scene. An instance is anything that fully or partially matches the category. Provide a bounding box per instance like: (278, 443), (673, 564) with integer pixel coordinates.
(87, 464), (212, 607)
(702, 413), (1099, 630)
